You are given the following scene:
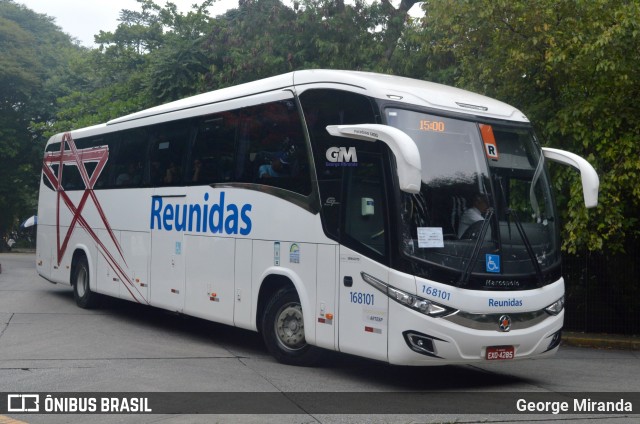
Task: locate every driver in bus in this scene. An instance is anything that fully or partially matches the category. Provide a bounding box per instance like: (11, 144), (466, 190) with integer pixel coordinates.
(458, 193), (490, 238)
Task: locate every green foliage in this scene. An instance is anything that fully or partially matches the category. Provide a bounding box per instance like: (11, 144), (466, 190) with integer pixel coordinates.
(145, 0), (214, 101)
(201, 0), (304, 88)
(420, 0), (640, 253)
(199, 0), (419, 88)
(0, 0), (80, 241)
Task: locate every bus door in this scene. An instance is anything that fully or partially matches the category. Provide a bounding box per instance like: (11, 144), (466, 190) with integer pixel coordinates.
(337, 151), (390, 362)
(150, 191), (186, 312)
(338, 248), (389, 361)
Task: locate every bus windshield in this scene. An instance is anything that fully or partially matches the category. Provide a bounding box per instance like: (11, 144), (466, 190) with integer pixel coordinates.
(386, 108), (560, 290)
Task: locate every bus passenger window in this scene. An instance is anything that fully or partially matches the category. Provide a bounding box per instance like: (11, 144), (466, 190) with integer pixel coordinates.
(300, 89), (378, 241)
(61, 163), (83, 191)
(190, 112), (238, 185)
(112, 129), (146, 188)
(149, 121), (189, 187)
(237, 100), (311, 195)
(54, 135), (116, 190)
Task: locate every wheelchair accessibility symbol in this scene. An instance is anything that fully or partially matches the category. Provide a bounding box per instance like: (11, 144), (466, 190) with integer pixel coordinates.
(486, 254), (501, 273)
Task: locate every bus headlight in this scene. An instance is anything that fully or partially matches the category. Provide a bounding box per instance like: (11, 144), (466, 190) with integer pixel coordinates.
(361, 272), (456, 318)
(545, 296), (565, 315)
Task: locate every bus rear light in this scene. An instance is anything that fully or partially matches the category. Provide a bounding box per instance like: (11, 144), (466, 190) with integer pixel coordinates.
(361, 272), (457, 318)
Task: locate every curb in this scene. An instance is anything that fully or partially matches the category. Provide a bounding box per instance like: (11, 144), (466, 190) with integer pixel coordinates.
(562, 332), (640, 351)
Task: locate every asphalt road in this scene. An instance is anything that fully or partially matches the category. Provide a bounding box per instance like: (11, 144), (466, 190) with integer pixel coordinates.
(0, 252), (638, 424)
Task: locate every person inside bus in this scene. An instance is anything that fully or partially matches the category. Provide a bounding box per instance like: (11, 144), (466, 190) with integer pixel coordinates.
(192, 159), (203, 182)
(258, 140), (296, 179)
(457, 192), (490, 238)
(116, 162), (141, 187)
(163, 161), (179, 184)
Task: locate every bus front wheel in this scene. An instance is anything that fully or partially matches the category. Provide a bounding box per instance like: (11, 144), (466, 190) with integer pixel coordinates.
(261, 287), (321, 366)
(72, 256), (98, 309)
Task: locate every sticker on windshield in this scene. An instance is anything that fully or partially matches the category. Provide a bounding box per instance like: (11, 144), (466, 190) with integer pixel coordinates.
(417, 227), (444, 248)
(480, 124), (499, 160)
(486, 254), (501, 273)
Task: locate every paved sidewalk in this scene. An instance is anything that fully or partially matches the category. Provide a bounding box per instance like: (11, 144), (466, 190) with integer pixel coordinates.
(563, 331), (640, 350)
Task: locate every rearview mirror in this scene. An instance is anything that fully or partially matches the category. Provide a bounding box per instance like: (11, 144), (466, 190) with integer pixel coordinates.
(326, 124), (422, 194)
(542, 147), (599, 208)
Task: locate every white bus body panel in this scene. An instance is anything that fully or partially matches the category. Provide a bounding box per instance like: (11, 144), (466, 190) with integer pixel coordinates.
(314, 244), (338, 351)
(338, 247), (389, 362)
(184, 234), (235, 326)
(233, 238), (253, 330)
(96, 229), (121, 298)
(119, 231), (150, 302)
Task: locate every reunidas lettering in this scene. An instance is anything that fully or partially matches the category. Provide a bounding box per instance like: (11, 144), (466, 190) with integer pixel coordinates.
(150, 192), (252, 235)
(488, 298), (523, 307)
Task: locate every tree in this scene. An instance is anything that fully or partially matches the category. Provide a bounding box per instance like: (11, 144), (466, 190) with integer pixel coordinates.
(419, 0), (640, 254)
(145, 0), (214, 102)
(0, 0), (80, 245)
(199, 0), (421, 89)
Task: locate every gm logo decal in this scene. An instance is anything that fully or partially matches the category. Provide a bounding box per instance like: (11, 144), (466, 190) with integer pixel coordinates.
(326, 147), (358, 167)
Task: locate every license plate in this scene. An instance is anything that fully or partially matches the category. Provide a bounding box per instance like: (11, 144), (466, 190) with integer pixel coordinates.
(486, 345), (515, 360)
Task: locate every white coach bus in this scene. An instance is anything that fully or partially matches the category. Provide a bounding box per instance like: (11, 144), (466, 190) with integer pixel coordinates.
(36, 70), (599, 366)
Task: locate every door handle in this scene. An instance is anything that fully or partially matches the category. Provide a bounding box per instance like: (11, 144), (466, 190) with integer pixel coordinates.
(343, 276), (353, 287)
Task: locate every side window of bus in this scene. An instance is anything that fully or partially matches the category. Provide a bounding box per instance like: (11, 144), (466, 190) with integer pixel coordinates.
(189, 112), (238, 185)
(237, 100), (311, 195)
(111, 129), (147, 188)
(42, 142), (60, 191)
(343, 149), (387, 258)
(81, 135), (115, 190)
(299, 89), (378, 240)
(149, 121), (190, 186)
(58, 135), (115, 191)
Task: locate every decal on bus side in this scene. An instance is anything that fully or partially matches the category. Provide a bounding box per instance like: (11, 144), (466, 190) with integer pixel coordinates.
(150, 192), (252, 235)
(42, 132), (148, 304)
(325, 147), (358, 167)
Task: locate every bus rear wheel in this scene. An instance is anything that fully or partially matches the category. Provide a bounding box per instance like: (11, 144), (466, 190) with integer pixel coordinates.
(261, 287), (321, 366)
(72, 256), (98, 309)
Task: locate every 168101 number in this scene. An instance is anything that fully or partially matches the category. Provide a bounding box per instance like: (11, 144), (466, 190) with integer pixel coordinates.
(421, 285), (451, 301)
(350, 292), (375, 305)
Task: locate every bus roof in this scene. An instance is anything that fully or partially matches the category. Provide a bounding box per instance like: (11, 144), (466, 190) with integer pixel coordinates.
(293, 70), (529, 123)
(106, 70), (529, 127)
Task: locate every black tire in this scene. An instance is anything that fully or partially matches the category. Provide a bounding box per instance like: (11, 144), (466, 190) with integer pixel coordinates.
(72, 255), (99, 309)
(261, 287), (322, 366)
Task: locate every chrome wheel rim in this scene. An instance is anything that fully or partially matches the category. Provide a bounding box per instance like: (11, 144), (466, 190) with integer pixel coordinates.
(76, 266), (88, 298)
(274, 302), (305, 351)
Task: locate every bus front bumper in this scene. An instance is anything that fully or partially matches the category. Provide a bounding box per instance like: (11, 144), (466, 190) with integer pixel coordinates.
(387, 299), (563, 366)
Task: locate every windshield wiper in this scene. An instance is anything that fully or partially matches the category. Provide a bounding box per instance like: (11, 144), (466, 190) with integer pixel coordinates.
(458, 208), (494, 286)
(507, 208), (545, 287)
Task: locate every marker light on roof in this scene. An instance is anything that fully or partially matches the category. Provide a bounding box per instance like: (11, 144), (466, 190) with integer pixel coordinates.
(455, 102), (488, 111)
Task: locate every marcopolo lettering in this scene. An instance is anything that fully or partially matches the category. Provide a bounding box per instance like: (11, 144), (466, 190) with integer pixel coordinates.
(150, 192), (252, 235)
